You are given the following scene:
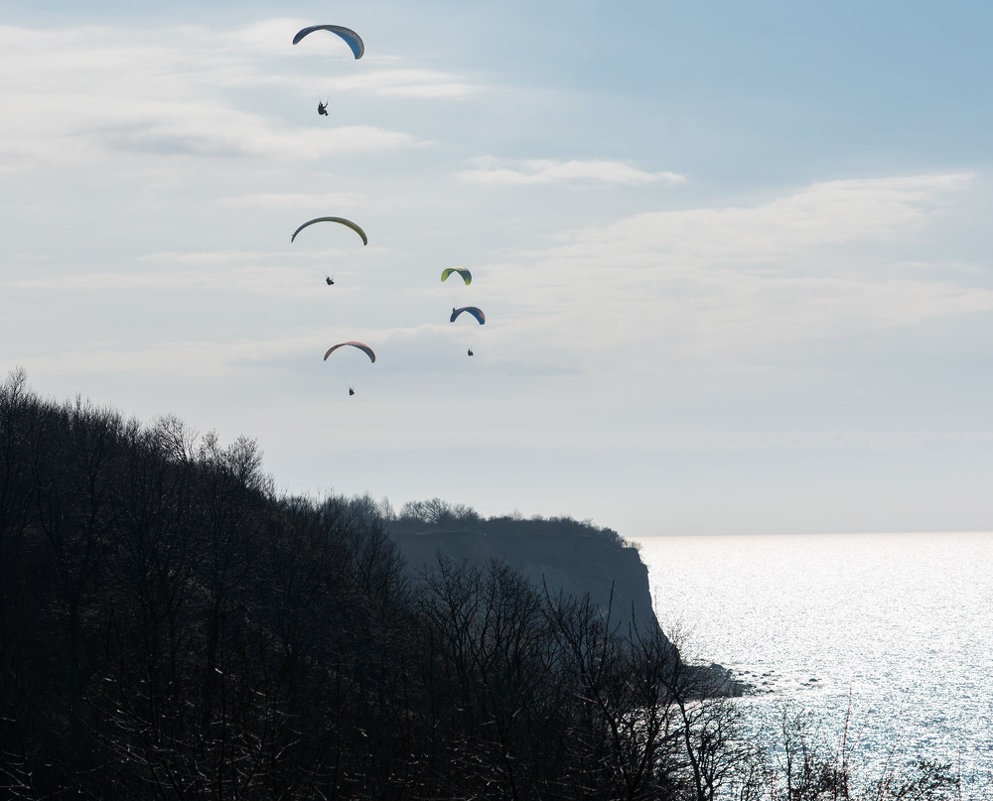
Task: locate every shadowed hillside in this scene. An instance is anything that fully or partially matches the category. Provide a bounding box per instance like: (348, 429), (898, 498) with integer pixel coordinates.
(387, 498), (662, 637)
(0, 370), (747, 801)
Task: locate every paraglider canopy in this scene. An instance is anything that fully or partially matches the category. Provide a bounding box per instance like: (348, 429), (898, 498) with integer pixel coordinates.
(291, 217), (368, 245)
(292, 25), (365, 59)
(323, 341), (376, 363)
(450, 306), (485, 325)
(441, 267), (472, 285)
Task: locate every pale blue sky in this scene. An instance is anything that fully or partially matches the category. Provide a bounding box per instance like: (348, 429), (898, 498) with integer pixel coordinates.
(2, 1), (992, 537)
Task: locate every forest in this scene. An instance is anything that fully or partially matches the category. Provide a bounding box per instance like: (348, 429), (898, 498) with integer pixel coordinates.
(0, 369), (960, 800)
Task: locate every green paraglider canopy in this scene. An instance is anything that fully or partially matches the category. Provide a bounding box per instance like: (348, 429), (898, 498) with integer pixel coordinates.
(441, 267), (472, 285)
(291, 217), (368, 245)
(292, 25), (365, 59)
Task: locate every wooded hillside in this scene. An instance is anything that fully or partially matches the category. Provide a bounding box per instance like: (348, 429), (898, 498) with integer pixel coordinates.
(0, 370), (746, 800)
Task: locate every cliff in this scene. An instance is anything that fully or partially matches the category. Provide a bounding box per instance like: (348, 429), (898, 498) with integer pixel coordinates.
(388, 525), (662, 636)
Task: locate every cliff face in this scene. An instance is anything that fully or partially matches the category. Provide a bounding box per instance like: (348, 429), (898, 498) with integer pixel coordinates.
(389, 528), (662, 636)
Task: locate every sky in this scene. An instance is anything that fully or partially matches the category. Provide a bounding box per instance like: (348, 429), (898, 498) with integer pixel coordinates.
(2, 0), (993, 538)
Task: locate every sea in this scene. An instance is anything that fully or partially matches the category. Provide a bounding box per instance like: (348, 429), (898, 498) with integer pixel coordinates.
(635, 532), (993, 796)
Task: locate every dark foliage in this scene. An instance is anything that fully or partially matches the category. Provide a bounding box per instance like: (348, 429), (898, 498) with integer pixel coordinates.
(390, 496), (632, 549)
(0, 372), (747, 800)
(0, 371), (961, 801)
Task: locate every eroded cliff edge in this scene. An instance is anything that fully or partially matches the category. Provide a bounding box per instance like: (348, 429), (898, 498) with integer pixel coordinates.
(387, 509), (745, 696)
(388, 519), (660, 637)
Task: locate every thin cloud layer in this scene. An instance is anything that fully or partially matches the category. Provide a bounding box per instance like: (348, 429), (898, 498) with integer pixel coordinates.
(531, 173), (973, 269)
(333, 69), (481, 99)
(0, 22), (436, 171)
(218, 192), (368, 209)
(2, 266), (325, 297)
(485, 173), (992, 365)
(458, 156), (687, 186)
(23, 334), (320, 378)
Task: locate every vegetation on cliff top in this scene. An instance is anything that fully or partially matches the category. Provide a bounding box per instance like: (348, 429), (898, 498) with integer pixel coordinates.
(386, 496), (633, 549)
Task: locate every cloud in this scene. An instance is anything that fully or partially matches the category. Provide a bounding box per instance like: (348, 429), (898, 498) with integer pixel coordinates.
(0, 247), (372, 297)
(0, 266), (319, 296)
(528, 173), (973, 268)
(22, 335), (317, 378)
(212, 17), (307, 58)
(481, 173), (992, 366)
(18, 320), (385, 379)
(457, 156), (687, 186)
(218, 192), (367, 209)
(0, 22), (426, 172)
(95, 116), (418, 161)
(332, 69), (481, 99)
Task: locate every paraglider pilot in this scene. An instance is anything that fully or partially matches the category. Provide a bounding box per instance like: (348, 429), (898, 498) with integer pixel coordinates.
(468, 348), (474, 357)
(326, 276), (334, 285)
(348, 387), (355, 396)
(318, 101), (329, 116)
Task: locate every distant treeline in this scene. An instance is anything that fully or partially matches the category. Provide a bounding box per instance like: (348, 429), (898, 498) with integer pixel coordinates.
(386, 496), (632, 548)
(0, 370), (962, 801)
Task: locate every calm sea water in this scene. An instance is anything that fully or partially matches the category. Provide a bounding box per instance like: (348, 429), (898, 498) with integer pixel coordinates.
(635, 532), (993, 793)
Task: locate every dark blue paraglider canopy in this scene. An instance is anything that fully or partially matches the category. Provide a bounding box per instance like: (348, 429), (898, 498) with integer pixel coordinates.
(292, 24), (365, 59)
(450, 306), (486, 325)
